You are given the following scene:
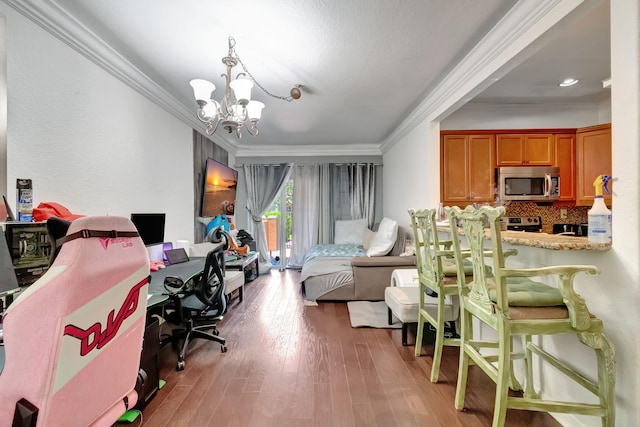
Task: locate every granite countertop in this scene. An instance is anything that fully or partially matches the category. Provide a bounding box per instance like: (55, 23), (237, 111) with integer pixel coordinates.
(436, 225), (611, 251)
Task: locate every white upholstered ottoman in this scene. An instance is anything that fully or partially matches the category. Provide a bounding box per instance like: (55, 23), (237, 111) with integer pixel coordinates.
(384, 284), (458, 346)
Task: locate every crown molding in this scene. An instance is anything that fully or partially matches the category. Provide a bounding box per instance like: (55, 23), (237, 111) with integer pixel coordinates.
(380, 0), (584, 153)
(2, 0), (238, 155)
(234, 143), (382, 158)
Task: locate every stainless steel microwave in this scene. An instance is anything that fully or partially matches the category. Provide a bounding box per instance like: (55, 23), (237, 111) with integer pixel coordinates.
(497, 166), (560, 202)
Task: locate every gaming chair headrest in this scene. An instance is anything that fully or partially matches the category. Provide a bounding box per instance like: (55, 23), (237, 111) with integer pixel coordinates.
(47, 216), (72, 265)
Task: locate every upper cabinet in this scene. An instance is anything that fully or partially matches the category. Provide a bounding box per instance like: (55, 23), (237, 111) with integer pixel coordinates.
(496, 133), (555, 166)
(576, 124), (612, 207)
(441, 134), (495, 206)
(553, 133), (576, 202)
(441, 128), (610, 208)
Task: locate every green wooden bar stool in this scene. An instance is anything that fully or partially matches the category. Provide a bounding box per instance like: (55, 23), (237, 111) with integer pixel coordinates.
(447, 205), (615, 427)
(408, 208), (471, 383)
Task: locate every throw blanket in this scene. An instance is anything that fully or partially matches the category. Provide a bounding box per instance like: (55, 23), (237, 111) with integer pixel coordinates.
(301, 244), (366, 301)
(303, 244), (367, 264)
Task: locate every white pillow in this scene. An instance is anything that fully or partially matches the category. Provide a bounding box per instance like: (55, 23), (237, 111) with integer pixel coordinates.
(334, 218), (368, 245)
(367, 218), (398, 256)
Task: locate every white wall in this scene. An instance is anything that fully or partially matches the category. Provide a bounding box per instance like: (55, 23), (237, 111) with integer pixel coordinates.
(442, 102), (610, 130)
(383, 120), (439, 232)
(383, 2), (639, 426)
(1, 4), (196, 244)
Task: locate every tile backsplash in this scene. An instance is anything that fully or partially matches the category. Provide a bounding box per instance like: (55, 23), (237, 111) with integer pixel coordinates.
(504, 201), (589, 233)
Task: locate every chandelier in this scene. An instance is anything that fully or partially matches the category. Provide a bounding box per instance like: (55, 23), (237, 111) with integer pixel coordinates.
(190, 36), (302, 138)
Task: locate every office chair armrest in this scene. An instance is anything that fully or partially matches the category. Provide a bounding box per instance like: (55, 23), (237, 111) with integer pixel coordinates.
(163, 276), (186, 296)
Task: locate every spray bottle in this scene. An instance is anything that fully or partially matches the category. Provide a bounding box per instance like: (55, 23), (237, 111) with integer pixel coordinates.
(587, 175), (611, 244)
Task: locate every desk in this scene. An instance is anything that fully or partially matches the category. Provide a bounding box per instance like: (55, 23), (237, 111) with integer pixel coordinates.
(147, 258), (206, 309)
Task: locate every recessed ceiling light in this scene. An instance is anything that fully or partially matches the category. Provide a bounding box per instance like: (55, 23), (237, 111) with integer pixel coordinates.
(559, 78), (579, 87)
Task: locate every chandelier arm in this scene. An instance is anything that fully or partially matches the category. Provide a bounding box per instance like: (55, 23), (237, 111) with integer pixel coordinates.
(196, 108), (210, 123)
(206, 116), (223, 135)
(244, 121), (259, 136)
(205, 113), (222, 135)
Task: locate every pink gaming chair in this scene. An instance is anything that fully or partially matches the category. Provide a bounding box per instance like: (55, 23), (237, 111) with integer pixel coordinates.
(0, 216), (150, 426)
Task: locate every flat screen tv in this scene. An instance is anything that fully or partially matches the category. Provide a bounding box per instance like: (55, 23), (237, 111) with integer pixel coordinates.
(130, 213), (166, 246)
(201, 158), (238, 217)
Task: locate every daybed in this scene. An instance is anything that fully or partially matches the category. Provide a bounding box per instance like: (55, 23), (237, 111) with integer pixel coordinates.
(301, 218), (416, 301)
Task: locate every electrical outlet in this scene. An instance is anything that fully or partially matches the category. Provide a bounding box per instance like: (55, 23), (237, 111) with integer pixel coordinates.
(560, 208), (567, 219)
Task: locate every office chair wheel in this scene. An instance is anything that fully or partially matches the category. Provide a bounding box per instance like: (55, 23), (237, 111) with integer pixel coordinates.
(221, 345), (227, 353)
(176, 360), (185, 371)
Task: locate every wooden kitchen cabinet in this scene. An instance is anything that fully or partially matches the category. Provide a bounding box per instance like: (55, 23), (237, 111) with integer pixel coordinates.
(496, 133), (554, 166)
(441, 134), (495, 206)
(576, 123), (612, 207)
(554, 133), (576, 201)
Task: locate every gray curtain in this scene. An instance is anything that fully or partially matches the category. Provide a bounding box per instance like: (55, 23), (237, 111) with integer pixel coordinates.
(288, 164), (320, 268)
(329, 163), (377, 233)
(349, 163), (376, 227)
(317, 164), (331, 244)
(243, 163), (293, 265)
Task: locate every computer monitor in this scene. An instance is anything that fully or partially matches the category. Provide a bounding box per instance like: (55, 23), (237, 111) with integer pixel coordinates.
(0, 229), (20, 297)
(130, 213), (166, 246)
(4, 222), (51, 287)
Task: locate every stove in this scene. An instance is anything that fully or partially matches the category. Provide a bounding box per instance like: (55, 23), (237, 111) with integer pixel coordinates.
(502, 216), (542, 232)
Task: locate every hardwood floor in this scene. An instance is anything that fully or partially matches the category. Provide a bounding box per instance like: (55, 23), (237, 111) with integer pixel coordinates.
(137, 270), (560, 427)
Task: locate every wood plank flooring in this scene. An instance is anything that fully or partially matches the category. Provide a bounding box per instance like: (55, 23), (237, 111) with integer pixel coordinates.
(136, 270), (560, 427)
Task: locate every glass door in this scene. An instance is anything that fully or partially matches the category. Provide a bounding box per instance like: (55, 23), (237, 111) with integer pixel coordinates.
(262, 179), (292, 271)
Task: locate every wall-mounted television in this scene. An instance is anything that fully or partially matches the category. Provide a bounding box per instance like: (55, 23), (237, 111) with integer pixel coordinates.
(201, 158), (238, 217)
(130, 213), (166, 246)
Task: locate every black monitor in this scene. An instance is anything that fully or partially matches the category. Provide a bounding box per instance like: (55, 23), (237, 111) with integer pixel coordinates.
(0, 228), (20, 297)
(4, 222), (51, 287)
(130, 213), (166, 246)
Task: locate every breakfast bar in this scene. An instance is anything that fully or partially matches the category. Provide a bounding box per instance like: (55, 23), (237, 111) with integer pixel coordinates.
(436, 224), (611, 251)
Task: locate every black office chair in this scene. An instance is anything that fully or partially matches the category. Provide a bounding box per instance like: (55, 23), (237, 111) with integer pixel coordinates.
(163, 229), (230, 371)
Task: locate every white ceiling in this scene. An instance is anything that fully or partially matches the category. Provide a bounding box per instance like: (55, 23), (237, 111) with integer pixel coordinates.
(14, 0), (610, 151)
(472, 0), (610, 105)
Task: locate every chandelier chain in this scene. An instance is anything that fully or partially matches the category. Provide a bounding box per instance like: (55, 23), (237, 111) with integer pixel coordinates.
(230, 42), (294, 102)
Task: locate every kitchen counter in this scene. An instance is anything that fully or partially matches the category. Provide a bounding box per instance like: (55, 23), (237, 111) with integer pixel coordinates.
(436, 225), (611, 251)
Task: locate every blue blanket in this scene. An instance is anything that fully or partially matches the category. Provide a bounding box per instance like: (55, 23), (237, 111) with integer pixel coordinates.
(303, 244), (366, 264)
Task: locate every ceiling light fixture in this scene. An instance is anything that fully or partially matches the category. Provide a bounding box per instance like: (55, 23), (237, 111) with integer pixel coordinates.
(558, 78), (579, 87)
(190, 36), (302, 138)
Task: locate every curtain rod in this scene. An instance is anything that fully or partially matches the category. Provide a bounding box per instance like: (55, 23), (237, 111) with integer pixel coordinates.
(234, 163), (383, 167)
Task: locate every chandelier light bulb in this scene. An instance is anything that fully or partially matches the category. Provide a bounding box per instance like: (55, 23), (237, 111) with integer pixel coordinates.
(190, 79), (216, 104)
(202, 100), (219, 119)
(247, 101), (265, 121)
(229, 78), (253, 106)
